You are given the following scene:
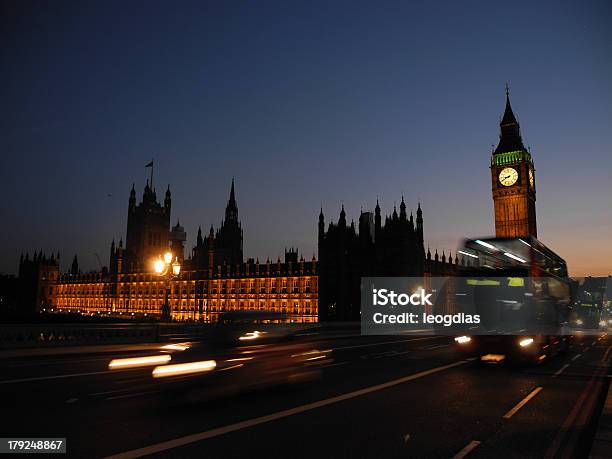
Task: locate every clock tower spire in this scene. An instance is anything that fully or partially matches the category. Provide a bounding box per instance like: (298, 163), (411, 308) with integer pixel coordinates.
(491, 87), (537, 238)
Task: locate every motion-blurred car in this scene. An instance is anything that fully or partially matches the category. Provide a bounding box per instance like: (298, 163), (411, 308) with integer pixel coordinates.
(149, 311), (329, 402)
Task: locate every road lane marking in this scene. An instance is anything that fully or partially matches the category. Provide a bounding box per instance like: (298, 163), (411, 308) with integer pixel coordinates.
(0, 364), (149, 384)
(0, 370), (114, 384)
(65, 398), (78, 404)
(104, 359), (469, 459)
(360, 349), (414, 360)
(361, 351), (393, 359)
(452, 440), (481, 459)
(373, 350), (404, 359)
(553, 364), (569, 378)
(8, 355), (114, 367)
(545, 364), (609, 458)
(571, 354), (581, 361)
(320, 361), (348, 369)
(417, 344), (449, 351)
(422, 344), (449, 350)
(106, 390), (159, 401)
(333, 336), (442, 351)
(502, 387), (543, 419)
(89, 389), (131, 397)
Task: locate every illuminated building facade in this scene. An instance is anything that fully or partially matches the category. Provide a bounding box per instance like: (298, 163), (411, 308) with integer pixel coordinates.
(53, 255), (318, 322)
(49, 181), (318, 322)
(491, 88), (537, 238)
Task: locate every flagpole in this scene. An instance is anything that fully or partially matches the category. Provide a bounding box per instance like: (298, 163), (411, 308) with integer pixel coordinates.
(150, 158), (154, 188)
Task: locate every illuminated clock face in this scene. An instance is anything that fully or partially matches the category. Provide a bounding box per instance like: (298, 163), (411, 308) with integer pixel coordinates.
(499, 167), (519, 186)
(529, 169), (534, 188)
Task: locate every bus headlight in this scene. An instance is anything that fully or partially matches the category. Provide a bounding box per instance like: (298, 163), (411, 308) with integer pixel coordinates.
(454, 336), (471, 344)
(519, 337), (534, 347)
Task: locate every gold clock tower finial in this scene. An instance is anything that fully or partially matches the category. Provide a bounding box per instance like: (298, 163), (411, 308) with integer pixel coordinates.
(491, 89), (537, 238)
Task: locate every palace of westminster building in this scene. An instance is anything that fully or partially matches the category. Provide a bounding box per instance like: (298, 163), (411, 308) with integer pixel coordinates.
(19, 90), (537, 322)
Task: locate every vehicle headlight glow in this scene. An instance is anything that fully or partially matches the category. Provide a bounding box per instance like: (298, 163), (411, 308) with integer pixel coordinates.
(109, 354), (171, 369)
(519, 338), (534, 347)
(239, 331), (266, 341)
(575, 319), (583, 325)
(454, 335), (471, 344)
(160, 342), (191, 351)
(152, 360), (217, 378)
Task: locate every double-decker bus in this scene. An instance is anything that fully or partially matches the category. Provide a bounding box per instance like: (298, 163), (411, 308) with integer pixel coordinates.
(451, 236), (573, 363)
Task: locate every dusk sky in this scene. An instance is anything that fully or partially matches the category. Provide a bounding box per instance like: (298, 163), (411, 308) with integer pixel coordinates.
(1, 0), (610, 276)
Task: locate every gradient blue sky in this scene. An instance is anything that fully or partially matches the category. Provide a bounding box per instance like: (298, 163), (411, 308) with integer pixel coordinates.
(1, 0), (611, 276)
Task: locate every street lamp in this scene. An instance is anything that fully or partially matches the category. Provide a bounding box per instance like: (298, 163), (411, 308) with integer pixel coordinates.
(154, 251), (181, 321)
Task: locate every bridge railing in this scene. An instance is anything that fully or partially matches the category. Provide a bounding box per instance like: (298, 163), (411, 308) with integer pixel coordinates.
(0, 323), (211, 349)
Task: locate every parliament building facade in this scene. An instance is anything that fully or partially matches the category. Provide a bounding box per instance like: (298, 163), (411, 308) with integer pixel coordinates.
(21, 89), (531, 322)
(46, 180), (318, 322)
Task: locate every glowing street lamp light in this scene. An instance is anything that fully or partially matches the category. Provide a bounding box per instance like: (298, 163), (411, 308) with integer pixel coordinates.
(153, 259), (165, 274)
(153, 252), (181, 321)
(172, 259), (181, 276)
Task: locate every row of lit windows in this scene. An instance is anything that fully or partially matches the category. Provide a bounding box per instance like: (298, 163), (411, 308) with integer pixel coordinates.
(59, 276), (316, 288)
(56, 282), (317, 296)
(55, 298), (316, 308)
(54, 298), (318, 316)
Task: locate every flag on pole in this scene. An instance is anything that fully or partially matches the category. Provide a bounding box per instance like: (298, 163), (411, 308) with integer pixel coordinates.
(145, 159), (154, 187)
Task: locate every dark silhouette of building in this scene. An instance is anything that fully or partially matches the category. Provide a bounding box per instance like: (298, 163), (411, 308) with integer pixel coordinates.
(318, 199), (427, 320)
(491, 87), (537, 238)
(16, 251), (60, 314)
(318, 198), (471, 321)
(124, 181), (172, 272)
(0, 274), (19, 316)
(192, 179), (244, 270)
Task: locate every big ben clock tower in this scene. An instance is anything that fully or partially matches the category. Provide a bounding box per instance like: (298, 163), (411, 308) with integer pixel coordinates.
(491, 87), (537, 238)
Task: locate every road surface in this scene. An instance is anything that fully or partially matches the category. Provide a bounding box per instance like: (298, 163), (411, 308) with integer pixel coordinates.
(1, 329), (610, 458)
